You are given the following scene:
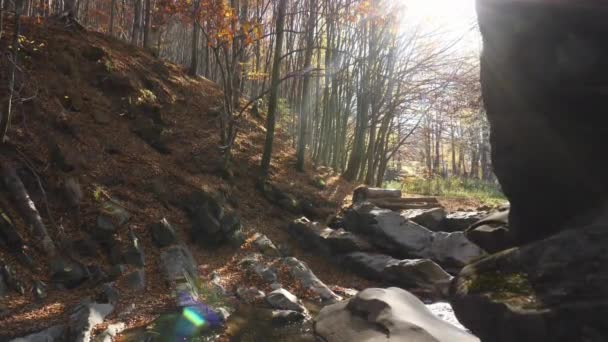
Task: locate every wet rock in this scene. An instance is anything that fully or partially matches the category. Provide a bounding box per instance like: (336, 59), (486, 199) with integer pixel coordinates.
(150, 218), (177, 248)
(266, 288), (306, 313)
(283, 257), (341, 303)
(268, 309), (306, 325)
(50, 259), (88, 289)
(124, 269), (145, 291)
(236, 287), (265, 304)
(402, 207), (447, 231)
(160, 245), (197, 283)
(315, 287), (479, 342)
(341, 252), (453, 298)
(289, 217), (373, 255)
(10, 325), (66, 342)
(123, 231), (145, 267)
(252, 233), (280, 257)
(439, 211), (486, 232)
(451, 221), (608, 342)
(68, 301), (114, 342)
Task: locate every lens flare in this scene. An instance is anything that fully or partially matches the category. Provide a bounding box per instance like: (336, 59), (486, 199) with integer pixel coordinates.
(183, 307), (207, 327)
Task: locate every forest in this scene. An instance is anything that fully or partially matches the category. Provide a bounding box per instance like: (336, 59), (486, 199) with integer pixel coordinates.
(3, 0), (599, 341)
(0, 0), (492, 187)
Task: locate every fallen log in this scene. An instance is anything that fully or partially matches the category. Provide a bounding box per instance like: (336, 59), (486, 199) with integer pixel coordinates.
(353, 186), (401, 203)
(1, 163), (56, 256)
(368, 197), (441, 211)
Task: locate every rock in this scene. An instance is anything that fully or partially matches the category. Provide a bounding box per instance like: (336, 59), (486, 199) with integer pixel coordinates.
(341, 252), (453, 298)
(236, 286), (265, 304)
(315, 287), (479, 342)
(123, 231), (145, 267)
(465, 208), (511, 253)
(266, 288), (307, 313)
(68, 301), (114, 342)
(72, 238), (100, 258)
(50, 259), (88, 289)
(82, 45), (105, 61)
(344, 203), (485, 266)
(477, 0), (608, 244)
(252, 233), (280, 257)
(283, 257), (341, 303)
(124, 269), (145, 290)
(93, 322), (125, 342)
(1, 265), (25, 295)
(160, 245), (197, 283)
(150, 218), (177, 248)
(268, 310), (306, 325)
(180, 190), (242, 246)
(32, 280), (47, 301)
(0, 209), (25, 252)
(425, 302), (469, 332)
(261, 182), (301, 214)
(97, 283), (120, 305)
(108, 264), (126, 280)
(10, 325), (66, 342)
(86, 264), (108, 285)
(94, 201), (130, 241)
(451, 222), (608, 342)
(439, 211), (486, 232)
(131, 116), (170, 154)
(238, 253), (278, 284)
(289, 217), (373, 255)
(402, 207), (447, 231)
(428, 231), (486, 267)
(0, 272), (6, 297)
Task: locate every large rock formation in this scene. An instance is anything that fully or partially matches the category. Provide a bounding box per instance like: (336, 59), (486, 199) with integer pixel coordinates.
(478, 0), (608, 244)
(314, 287), (479, 342)
(451, 222), (608, 342)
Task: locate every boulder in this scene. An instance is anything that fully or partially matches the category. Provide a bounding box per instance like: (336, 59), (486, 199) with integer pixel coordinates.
(150, 218), (177, 248)
(289, 217), (373, 255)
(180, 190), (243, 246)
(341, 252), (453, 297)
(68, 301), (114, 342)
(283, 257), (342, 303)
(160, 245), (197, 283)
(477, 0), (608, 244)
(402, 207), (447, 231)
(266, 288), (307, 313)
(344, 203), (485, 266)
(94, 201), (130, 241)
(451, 222), (608, 342)
(50, 259), (88, 289)
(252, 233), (280, 257)
(465, 208), (511, 253)
(314, 287), (479, 342)
(238, 253), (278, 284)
(439, 211), (486, 232)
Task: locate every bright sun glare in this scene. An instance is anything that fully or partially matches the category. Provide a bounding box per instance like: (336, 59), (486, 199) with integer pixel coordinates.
(401, 0), (480, 51)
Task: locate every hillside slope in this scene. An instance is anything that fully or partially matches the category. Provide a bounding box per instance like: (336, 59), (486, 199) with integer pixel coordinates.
(0, 18), (362, 338)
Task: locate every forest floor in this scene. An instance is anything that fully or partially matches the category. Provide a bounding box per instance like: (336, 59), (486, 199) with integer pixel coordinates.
(0, 18), (487, 339)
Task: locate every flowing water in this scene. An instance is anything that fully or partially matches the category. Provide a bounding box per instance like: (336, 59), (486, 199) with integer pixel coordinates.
(121, 300), (465, 341)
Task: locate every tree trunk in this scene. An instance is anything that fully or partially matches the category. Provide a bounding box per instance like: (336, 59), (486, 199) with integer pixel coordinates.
(259, 0), (288, 182)
(131, 0), (142, 46)
(143, 0), (151, 49)
(189, 0), (201, 76)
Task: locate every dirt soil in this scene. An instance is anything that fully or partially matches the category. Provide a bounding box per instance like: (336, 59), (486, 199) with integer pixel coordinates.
(0, 17), (368, 339)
